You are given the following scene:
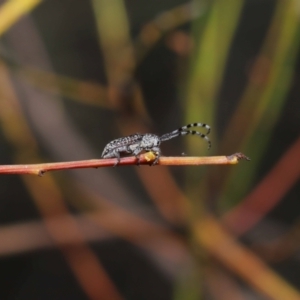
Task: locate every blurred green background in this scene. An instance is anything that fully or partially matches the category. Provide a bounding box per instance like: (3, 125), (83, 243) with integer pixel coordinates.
(0, 0), (299, 299)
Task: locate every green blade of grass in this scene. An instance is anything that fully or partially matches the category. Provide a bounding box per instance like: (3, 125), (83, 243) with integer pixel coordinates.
(219, 0), (300, 210)
(183, 0), (243, 207)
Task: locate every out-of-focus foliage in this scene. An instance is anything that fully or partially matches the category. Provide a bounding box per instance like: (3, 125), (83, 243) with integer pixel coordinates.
(0, 0), (300, 299)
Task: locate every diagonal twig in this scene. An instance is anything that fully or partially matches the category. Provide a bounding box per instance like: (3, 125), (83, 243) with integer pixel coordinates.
(0, 152), (250, 176)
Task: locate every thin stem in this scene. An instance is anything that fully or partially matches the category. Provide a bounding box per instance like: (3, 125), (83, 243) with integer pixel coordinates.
(0, 152), (250, 176)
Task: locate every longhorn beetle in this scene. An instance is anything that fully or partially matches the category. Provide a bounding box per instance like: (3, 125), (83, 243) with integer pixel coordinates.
(101, 123), (211, 166)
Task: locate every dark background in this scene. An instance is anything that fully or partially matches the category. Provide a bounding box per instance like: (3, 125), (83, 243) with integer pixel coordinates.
(0, 0), (299, 299)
